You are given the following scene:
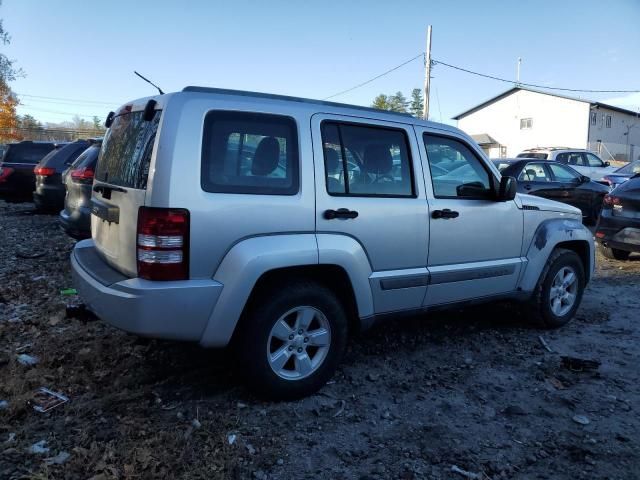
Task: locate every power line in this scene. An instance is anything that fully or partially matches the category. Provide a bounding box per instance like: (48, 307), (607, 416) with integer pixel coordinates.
(323, 53), (424, 100)
(18, 104), (106, 118)
(432, 59), (640, 94)
(15, 93), (119, 106)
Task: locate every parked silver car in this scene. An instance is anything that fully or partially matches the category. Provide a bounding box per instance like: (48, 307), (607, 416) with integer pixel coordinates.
(516, 147), (617, 181)
(71, 88), (594, 399)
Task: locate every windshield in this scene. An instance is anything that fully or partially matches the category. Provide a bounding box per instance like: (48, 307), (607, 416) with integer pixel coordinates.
(95, 110), (161, 189)
(517, 152), (548, 159)
(616, 160), (640, 175)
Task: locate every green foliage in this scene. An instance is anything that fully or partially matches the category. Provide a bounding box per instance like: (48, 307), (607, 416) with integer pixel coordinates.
(410, 88), (424, 117)
(372, 89), (423, 116)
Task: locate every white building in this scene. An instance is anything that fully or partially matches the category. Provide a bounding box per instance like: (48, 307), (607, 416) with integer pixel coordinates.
(454, 87), (640, 161)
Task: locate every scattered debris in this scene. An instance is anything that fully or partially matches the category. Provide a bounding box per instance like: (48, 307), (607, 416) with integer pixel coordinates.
(30, 387), (69, 413)
(503, 405), (527, 416)
(15, 343), (32, 353)
(60, 288), (78, 296)
(572, 414), (591, 425)
(237, 402), (248, 409)
(0, 400), (8, 410)
(227, 434), (237, 445)
(451, 464), (481, 479)
(333, 399), (346, 418)
(17, 353), (39, 366)
(538, 335), (554, 353)
(246, 443), (257, 455)
(5, 433), (15, 443)
(192, 418), (202, 429)
(31, 275), (46, 281)
(28, 440), (50, 454)
(561, 356), (601, 372)
(45, 451), (71, 465)
(548, 377), (566, 390)
(16, 250), (46, 259)
(65, 303), (97, 321)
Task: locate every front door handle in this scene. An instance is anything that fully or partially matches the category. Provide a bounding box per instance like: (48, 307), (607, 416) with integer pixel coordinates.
(324, 208), (359, 220)
(524, 184), (532, 190)
(432, 208), (459, 219)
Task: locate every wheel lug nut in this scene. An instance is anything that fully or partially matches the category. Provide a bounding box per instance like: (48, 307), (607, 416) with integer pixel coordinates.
(297, 347), (303, 353)
(289, 334), (294, 340)
(304, 337), (309, 343)
(298, 329), (303, 334)
(288, 346), (293, 351)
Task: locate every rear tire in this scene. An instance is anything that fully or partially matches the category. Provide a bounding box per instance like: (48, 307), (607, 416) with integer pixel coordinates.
(599, 244), (631, 261)
(237, 280), (348, 400)
(529, 248), (585, 328)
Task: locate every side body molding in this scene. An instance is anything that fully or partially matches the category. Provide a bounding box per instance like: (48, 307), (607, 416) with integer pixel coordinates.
(200, 234), (318, 347)
(316, 233), (375, 319)
(519, 218), (595, 292)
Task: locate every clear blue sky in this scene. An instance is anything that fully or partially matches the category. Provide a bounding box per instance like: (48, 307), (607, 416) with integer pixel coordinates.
(4, 0), (640, 125)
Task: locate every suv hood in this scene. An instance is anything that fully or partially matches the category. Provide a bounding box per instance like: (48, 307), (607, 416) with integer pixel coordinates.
(518, 194), (582, 217)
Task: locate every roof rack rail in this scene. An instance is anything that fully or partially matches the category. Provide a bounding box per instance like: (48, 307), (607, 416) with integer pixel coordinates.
(182, 86), (415, 119)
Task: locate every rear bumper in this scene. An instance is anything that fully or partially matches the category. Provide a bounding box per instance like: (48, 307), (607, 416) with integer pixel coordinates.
(71, 240), (223, 342)
(60, 206), (91, 238)
(34, 186), (65, 210)
(596, 211), (640, 253)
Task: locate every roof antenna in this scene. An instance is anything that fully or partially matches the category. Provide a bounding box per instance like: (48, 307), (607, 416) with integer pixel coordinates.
(134, 71), (164, 95)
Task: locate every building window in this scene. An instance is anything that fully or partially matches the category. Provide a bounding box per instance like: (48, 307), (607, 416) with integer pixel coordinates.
(606, 115), (612, 128)
(520, 118), (533, 130)
(590, 111), (597, 125)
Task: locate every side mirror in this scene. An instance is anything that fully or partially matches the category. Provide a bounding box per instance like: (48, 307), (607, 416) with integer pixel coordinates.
(604, 161), (611, 167)
(498, 176), (517, 201)
(580, 175), (590, 184)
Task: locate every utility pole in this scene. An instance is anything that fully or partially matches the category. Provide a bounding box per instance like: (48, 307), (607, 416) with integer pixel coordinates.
(423, 25), (432, 120)
(516, 57), (522, 85)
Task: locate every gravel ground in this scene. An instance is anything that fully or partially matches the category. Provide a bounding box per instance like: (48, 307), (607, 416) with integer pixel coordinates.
(1, 199), (639, 480)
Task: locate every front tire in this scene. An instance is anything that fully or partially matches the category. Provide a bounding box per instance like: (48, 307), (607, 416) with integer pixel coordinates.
(237, 280), (348, 400)
(530, 248), (585, 328)
(599, 244), (631, 261)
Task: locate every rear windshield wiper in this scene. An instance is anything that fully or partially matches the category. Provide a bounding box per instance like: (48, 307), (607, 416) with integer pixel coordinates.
(93, 184), (127, 194)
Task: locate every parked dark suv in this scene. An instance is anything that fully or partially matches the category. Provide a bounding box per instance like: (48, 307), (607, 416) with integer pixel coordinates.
(60, 141), (101, 238)
(33, 140), (93, 211)
(0, 141), (58, 199)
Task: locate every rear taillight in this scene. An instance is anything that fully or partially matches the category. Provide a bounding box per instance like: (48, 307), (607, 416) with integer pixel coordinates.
(136, 207), (189, 281)
(603, 195), (620, 206)
(595, 231), (606, 239)
(34, 166), (55, 176)
(70, 167), (94, 184)
(0, 166), (14, 183)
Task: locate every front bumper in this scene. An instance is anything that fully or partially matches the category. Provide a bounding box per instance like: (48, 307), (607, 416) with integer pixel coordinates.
(71, 240), (223, 342)
(596, 211), (640, 253)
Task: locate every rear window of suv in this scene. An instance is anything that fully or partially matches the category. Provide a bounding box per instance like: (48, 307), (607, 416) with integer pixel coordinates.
(2, 143), (55, 164)
(201, 111), (299, 195)
(95, 110), (161, 189)
(516, 152), (548, 159)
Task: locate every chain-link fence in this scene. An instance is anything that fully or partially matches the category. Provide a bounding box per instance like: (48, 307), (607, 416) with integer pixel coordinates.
(1, 126), (105, 144)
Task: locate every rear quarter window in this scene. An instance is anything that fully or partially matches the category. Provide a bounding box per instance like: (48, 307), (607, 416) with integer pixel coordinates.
(201, 111), (299, 195)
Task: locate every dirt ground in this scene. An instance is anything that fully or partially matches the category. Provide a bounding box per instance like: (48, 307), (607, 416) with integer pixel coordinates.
(1, 199), (639, 480)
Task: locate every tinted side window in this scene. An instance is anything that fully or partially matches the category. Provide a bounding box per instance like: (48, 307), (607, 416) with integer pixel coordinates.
(586, 153), (604, 167)
(202, 112), (299, 195)
(564, 153), (586, 166)
(424, 134), (493, 199)
(519, 163), (550, 182)
(549, 163), (579, 181)
(321, 122), (414, 197)
(556, 153), (569, 164)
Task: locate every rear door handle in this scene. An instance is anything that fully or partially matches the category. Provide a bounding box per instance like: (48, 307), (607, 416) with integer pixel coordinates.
(324, 208), (359, 220)
(432, 209), (459, 219)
